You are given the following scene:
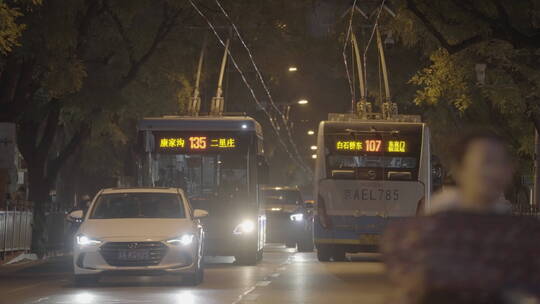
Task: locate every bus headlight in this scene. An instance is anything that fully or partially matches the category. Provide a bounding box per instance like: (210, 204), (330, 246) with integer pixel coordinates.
(233, 220), (255, 235)
(290, 213), (304, 222)
(166, 234), (195, 246)
(76, 234), (102, 246)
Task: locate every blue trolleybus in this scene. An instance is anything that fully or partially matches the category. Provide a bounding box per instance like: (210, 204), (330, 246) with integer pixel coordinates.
(137, 116), (268, 265)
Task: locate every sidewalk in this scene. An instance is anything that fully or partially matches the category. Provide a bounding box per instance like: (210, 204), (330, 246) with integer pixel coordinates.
(0, 255), (72, 277)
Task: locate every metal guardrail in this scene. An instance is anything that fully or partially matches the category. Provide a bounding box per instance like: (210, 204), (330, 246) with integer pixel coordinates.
(1, 211), (32, 253)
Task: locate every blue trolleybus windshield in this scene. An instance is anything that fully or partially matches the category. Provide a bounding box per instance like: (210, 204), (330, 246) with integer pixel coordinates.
(150, 131), (251, 211)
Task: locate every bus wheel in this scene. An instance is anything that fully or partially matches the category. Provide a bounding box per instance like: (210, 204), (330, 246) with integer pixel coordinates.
(332, 246), (346, 261)
(316, 245), (331, 262)
(256, 249), (263, 262)
(297, 237), (314, 252)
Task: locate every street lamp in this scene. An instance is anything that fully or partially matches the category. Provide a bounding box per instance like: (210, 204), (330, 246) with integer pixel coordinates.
(283, 100), (309, 123)
(311, 154), (317, 159)
(288, 66), (298, 72)
(307, 130), (315, 135)
(310, 145), (317, 150)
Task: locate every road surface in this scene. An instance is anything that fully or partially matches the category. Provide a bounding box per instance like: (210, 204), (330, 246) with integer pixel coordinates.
(0, 245), (391, 304)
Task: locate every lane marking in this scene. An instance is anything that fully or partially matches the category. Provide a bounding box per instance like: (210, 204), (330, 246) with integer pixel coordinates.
(255, 280), (271, 287)
(232, 286), (256, 304)
(243, 293), (260, 301)
(231, 250), (294, 304)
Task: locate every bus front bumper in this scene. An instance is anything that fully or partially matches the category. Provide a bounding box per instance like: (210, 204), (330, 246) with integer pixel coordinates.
(313, 215), (391, 250)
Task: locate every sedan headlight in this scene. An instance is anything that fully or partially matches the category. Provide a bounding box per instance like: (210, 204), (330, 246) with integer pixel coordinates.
(290, 213), (304, 222)
(233, 220), (255, 235)
(166, 234), (195, 246)
(76, 234), (102, 246)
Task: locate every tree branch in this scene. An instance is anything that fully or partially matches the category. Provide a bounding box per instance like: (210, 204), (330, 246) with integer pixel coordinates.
(0, 58), (22, 105)
(405, 0), (483, 54)
(37, 100), (61, 152)
(76, 0), (105, 55)
(47, 123), (91, 179)
(104, 0), (136, 65)
(451, 0), (540, 50)
(118, 3), (184, 89)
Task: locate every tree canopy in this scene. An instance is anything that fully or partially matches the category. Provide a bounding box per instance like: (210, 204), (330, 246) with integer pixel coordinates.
(383, 0), (540, 174)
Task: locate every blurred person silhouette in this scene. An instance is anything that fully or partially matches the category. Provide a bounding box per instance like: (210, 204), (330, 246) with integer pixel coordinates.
(381, 130), (540, 304)
(430, 130), (513, 214)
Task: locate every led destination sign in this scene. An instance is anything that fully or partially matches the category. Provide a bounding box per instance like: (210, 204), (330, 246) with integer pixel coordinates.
(159, 137), (236, 149)
(335, 140), (407, 153)
(155, 132), (243, 153)
(329, 134), (418, 154)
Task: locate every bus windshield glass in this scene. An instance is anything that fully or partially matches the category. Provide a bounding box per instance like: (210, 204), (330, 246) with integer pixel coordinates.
(325, 129), (422, 181)
(154, 153), (247, 200)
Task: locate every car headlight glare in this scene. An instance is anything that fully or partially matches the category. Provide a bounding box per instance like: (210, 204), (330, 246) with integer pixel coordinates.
(233, 220), (255, 235)
(290, 213), (304, 222)
(76, 235), (102, 246)
(167, 234), (195, 246)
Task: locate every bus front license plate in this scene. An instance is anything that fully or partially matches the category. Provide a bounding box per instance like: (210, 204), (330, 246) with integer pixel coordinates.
(358, 234), (379, 245)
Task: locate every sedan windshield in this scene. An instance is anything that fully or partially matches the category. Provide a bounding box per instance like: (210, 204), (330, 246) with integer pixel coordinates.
(90, 193), (185, 219)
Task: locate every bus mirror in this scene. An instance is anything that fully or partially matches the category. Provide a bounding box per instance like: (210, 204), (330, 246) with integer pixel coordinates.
(257, 157), (269, 185)
(432, 165), (443, 191)
(431, 155), (444, 191)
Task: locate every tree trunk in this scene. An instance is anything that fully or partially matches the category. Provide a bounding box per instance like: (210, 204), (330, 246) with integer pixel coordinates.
(532, 111), (540, 208)
(27, 163), (52, 257)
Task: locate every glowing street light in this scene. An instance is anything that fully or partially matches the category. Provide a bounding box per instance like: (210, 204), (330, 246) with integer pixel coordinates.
(307, 130), (315, 135)
(311, 154), (317, 159)
(310, 145), (317, 150)
(297, 99), (309, 105)
(288, 66), (298, 72)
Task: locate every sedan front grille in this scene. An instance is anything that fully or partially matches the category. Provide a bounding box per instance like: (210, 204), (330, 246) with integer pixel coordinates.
(100, 242), (167, 267)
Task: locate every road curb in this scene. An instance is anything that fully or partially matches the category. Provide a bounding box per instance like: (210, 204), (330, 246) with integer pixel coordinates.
(0, 258), (46, 275)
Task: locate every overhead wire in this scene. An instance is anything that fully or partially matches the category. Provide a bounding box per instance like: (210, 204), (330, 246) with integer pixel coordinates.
(342, 0), (358, 112)
(187, 0), (311, 173)
(212, 0), (311, 173)
(362, 0), (387, 94)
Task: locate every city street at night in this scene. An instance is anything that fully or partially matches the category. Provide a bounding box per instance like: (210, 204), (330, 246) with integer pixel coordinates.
(2, 0), (540, 303)
(1, 245), (389, 304)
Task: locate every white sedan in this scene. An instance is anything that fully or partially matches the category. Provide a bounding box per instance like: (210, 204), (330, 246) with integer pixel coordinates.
(70, 188), (207, 286)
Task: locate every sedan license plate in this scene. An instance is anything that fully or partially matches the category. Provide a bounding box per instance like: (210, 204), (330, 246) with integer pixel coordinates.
(118, 250), (150, 261)
(358, 234), (380, 245)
